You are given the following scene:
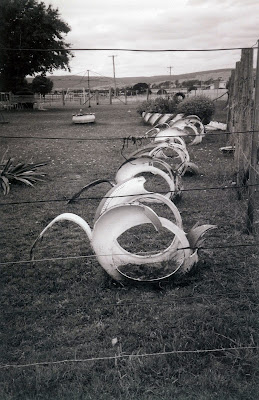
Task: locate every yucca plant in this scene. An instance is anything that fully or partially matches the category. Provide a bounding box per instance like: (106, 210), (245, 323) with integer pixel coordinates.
(0, 157), (48, 195)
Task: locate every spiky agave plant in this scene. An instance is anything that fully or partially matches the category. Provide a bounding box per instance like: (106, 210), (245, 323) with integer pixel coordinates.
(0, 157), (48, 195)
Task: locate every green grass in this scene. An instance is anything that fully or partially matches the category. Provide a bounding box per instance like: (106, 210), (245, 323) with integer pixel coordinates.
(0, 101), (258, 400)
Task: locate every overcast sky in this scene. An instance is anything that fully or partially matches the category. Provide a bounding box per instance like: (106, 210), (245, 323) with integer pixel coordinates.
(44, 0), (259, 78)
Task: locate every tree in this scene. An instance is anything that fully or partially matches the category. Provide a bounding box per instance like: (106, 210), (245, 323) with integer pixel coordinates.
(181, 79), (200, 88)
(0, 0), (73, 92)
(132, 82), (149, 93)
(31, 75), (53, 96)
(204, 78), (214, 85)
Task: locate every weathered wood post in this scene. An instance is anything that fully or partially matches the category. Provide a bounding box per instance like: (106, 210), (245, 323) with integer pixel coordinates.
(95, 90), (99, 105)
(62, 89), (65, 106)
(233, 49), (254, 198)
(226, 68), (235, 138)
(247, 41), (259, 233)
(233, 60), (241, 194)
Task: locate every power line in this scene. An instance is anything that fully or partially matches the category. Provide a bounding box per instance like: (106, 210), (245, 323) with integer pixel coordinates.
(89, 69), (132, 88)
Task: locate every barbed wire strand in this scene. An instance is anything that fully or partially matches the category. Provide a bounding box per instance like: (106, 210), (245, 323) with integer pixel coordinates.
(0, 182), (259, 207)
(239, 148), (259, 177)
(212, 91), (229, 101)
(1, 130), (259, 142)
(0, 241), (258, 267)
(0, 346), (257, 370)
(0, 46), (254, 52)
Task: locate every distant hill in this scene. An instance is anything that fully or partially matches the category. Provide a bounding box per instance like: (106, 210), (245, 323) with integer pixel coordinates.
(27, 68), (233, 90)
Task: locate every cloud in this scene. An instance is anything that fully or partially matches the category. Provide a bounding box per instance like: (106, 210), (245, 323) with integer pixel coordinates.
(188, 0), (258, 6)
(44, 0), (259, 76)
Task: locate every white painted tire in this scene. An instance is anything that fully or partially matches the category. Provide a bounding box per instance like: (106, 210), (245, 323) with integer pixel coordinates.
(72, 114), (95, 124)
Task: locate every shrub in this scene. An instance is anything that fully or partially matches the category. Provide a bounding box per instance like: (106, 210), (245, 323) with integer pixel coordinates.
(136, 97), (178, 115)
(176, 95), (215, 124)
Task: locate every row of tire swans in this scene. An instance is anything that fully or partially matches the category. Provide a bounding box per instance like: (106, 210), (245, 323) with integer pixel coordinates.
(30, 115), (215, 284)
(142, 112), (205, 146)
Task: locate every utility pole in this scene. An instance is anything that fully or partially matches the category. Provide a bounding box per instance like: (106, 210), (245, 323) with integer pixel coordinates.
(167, 66), (173, 76)
(168, 66), (173, 93)
(109, 55), (117, 95)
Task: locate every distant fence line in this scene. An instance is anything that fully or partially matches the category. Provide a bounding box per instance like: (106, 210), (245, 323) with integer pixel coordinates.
(0, 88), (228, 110)
(49, 87), (228, 103)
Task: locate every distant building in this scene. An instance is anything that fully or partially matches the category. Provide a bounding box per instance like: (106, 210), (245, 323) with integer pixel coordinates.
(210, 80), (227, 89)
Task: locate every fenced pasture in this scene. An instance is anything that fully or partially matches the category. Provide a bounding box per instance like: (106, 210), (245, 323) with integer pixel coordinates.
(0, 101), (258, 399)
(45, 87), (229, 106)
(0, 87), (228, 111)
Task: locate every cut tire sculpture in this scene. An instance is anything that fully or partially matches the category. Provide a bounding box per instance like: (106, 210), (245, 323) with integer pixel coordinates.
(31, 200), (216, 283)
(72, 113), (95, 124)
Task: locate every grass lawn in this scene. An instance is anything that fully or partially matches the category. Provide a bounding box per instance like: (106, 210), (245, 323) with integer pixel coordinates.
(0, 100), (258, 400)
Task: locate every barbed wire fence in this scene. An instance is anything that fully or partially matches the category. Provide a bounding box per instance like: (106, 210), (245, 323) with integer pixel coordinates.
(226, 44), (259, 233)
(0, 43), (258, 371)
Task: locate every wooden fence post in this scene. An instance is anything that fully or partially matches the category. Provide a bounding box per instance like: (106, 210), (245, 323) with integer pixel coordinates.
(95, 90), (99, 105)
(62, 90), (65, 106)
(247, 41), (259, 233)
(233, 49), (254, 197)
(241, 49), (254, 183)
(233, 60), (241, 193)
(227, 46), (257, 232)
(226, 69), (235, 138)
